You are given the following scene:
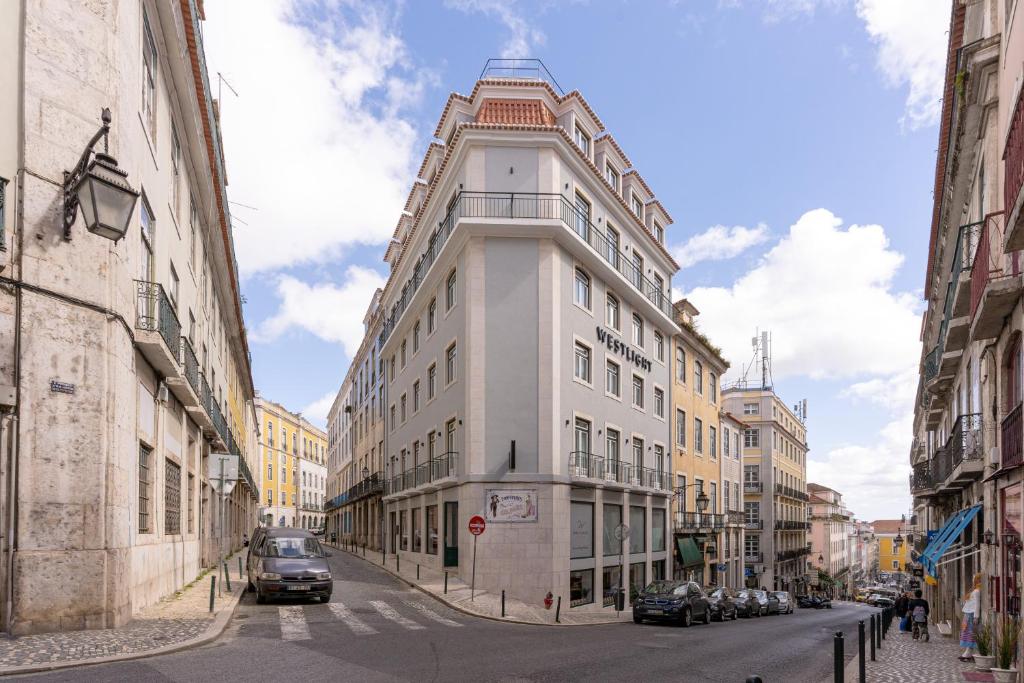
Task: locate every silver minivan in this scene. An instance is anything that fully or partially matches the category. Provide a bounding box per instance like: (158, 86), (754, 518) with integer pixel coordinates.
(247, 527), (333, 603)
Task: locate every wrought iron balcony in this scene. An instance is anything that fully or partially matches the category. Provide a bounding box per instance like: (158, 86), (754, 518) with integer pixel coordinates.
(774, 484), (808, 501)
(1002, 403), (1023, 470)
(673, 511), (724, 531)
(743, 519), (763, 531)
(180, 338), (200, 398)
(743, 481), (763, 494)
(134, 280), (182, 377)
(743, 551), (763, 563)
(379, 191), (673, 347)
(569, 451), (605, 479)
(775, 520), (811, 531)
(1006, 87), (1024, 251)
(910, 459), (933, 494)
(347, 472), (384, 502)
(970, 213), (1020, 341)
(725, 510), (745, 526)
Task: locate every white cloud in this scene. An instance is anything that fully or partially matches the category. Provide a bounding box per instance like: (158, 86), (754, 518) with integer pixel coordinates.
(202, 0), (429, 275)
(808, 413), (912, 521)
(682, 208), (921, 382)
(301, 390), (337, 429)
(841, 367), (917, 414)
(855, 0), (951, 130)
(445, 0), (546, 58)
(672, 223), (769, 269)
(253, 266), (386, 356)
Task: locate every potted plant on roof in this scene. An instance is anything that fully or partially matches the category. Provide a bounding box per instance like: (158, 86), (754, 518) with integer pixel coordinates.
(990, 616), (1019, 683)
(974, 619), (995, 672)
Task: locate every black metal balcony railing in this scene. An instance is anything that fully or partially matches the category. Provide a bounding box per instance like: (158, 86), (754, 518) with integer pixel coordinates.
(180, 337), (201, 398)
(347, 472), (384, 501)
(743, 482), (763, 493)
(726, 510), (745, 525)
(1003, 403), (1023, 469)
(135, 280), (181, 353)
(775, 520), (811, 531)
(949, 413), (983, 470)
(379, 192), (673, 348)
(776, 546), (812, 562)
(479, 58), (565, 95)
(386, 453), (459, 495)
(569, 451), (605, 479)
(743, 519), (763, 530)
(430, 452), (458, 480)
(911, 459), (933, 493)
(674, 512), (724, 531)
(774, 484), (808, 501)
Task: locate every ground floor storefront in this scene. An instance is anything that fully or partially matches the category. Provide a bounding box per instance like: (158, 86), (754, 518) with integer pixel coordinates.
(383, 481), (670, 612)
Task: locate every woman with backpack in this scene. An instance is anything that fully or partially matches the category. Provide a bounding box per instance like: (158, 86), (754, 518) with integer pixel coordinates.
(907, 589), (929, 642)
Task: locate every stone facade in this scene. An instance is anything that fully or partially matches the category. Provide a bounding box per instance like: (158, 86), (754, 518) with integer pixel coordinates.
(0, 1), (259, 634)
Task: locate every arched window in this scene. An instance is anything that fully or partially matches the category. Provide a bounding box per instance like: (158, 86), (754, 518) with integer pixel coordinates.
(574, 268), (591, 309)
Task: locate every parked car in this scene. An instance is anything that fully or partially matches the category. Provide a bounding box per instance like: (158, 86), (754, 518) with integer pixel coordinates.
(773, 591), (794, 614)
(751, 589), (780, 615)
(632, 580), (710, 627)
(247, 527), (333, 604)
(874, 597), (895, 609)
(706, 587), (738, 621)
(734, 590), (762, 618)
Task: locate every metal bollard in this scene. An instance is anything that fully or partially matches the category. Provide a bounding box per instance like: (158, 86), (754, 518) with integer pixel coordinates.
(444, 571), (448, 594)
(238, 556), (243, 580)
(223, 562), (232, 591)
(555, 596), (562, 623)
(363, 544), (366, 557)
(833, 631), (844, 683)
(417, 564), (420, 580)
(397, 554), (400, 573)
(870, 614), (876, 661)
(745, 678), (763, 683)
(858, 620), (866, 683)
(502, 590), (506, 618)
(209, 575), (216, 612)
(876, 612), (883, 649)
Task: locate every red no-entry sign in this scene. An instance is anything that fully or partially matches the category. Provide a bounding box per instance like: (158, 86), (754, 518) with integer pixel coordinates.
(468, 515), (486, 536)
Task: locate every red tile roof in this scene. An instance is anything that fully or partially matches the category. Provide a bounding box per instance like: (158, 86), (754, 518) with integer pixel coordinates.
(475, 98), (556, 126)
(870, 520), (904, 535)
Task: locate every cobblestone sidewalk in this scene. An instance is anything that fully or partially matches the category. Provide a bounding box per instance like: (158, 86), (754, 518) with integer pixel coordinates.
(0, 550), (246, 674)
(840, 621), (981, 683)
(332, 544), (632, 625)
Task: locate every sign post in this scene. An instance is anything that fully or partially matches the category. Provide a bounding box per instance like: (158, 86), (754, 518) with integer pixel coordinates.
(208, 453), (238, 597)
(614, 523), (630, 612)
(468, 515), (486, 601)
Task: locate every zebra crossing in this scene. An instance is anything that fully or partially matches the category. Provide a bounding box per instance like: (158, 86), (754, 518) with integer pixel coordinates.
(269, 598), (464, 641)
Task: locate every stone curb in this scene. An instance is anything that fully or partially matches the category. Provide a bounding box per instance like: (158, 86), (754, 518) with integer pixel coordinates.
(0, 584), (245, 677)
(331, 544), (627, 628)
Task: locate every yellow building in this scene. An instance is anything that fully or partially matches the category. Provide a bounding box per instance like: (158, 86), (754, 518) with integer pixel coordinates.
(670, 300), (736, 585)
(872, 519), (912, 579)
(256, 399), (328, 529)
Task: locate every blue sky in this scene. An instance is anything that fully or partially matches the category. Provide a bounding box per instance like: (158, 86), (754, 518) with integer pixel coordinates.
(201, 0), (950, 521)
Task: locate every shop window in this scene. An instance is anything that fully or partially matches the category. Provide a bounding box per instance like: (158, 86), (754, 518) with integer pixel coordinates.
(570, 569), (594, 607)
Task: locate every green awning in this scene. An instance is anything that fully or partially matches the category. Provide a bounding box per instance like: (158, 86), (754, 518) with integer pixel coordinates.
(676, 537), (703, 568)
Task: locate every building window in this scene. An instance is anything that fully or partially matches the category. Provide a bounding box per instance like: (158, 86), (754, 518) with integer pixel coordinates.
(574, 192), (591, 241)
(709, 426), (717, 459)
(446, 269), (457, 311)
(165, 459), (181, 535)
(631, 251), (644, 290)
(632, 313), (644, 348)
(427, 363), (436, 399)
(694, 360), (703, 394)
(654, 387), (664, 418)
(169, 263), (179, 310)
(574, 418), (591, 455)
(603, 504), (622, 557)
(574, 341), (591, 383)
(571, 503), (594, 560)
(722, 427), (730, 458)
(187, 472), (194, 533)
(676, 347), (686, 383)
(606, 293), (619, 330)
(652, 508), (666, 551)
(570, 569), (594, 608)
(574, 268), (591, 309)
(743, 402), (759, 415)
(446, 418), (457, 453)
(139, 443), (152, 533)
(676, 409), (686, 447)
(744, 428), (760, 448)
(654, 331), (664, 362)
(267, 489), (273, 505)
(629, 506), (646, 553)
(446, 342), (457, 385)
(401, 339), (407, 368)
(709, 374), (717, 403)
(631, 192), (643, 219)
(633, 438), (644, 470)
(632, 375), (644, 409)
(389, 405), (396, 431)
(413, 321), (420, 353)
(428, 298), (436, 333)
(170, 124), (182, 220)
(606, 225), (620, 266)
(654, 444), (665, 474)
(142, 9), (157, 134)
(653, 221), (664, 244)
(413, 380), (420, 412)
(574, 123), (591, 156)
(427, 505), (438, 555)
(606, 359), (620, 397)
(744, 464), (759, 483)
(267, 464), (273, 480)
(400, 394), (407, 423)
(694, 417), (703, 454)
(140, 197), (154, 282)
(606, 429), (620, 463)
(606, 162), (620, 191)
(412, 508), (422, 552)
(281, 466), (287, 483)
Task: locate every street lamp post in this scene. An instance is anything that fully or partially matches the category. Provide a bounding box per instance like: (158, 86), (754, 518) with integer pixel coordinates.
(673, 483), (711, 582)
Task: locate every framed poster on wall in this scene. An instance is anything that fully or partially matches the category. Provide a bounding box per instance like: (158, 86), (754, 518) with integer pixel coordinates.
(484, 489), (538, 522)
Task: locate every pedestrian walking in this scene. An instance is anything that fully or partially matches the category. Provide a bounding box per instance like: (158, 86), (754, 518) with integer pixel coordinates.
(896, 592), (910, 631)
(959, 573), (982, 661)
(908, 589), (929, 642)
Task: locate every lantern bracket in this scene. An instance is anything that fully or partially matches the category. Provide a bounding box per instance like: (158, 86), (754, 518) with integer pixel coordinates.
(63, 108), (112, 240)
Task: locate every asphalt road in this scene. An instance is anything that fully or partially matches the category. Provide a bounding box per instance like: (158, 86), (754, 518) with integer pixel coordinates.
(17, 551), (878, 682)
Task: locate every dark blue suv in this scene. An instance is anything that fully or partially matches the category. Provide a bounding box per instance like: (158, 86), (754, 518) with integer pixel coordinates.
(632, 580), (710, 627)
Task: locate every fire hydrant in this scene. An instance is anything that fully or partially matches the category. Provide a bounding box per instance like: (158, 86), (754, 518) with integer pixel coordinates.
(544, 592), (553, 610)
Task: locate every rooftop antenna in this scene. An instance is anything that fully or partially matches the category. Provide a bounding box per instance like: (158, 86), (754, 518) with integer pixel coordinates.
(217, 72), (239, 104)
(738, 329), (774, 390)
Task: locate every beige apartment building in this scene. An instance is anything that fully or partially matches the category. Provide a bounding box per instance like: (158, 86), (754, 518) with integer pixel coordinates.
(0, 1), (259, 633)
(669, 300), (744, 587)
(911, 0), (1022, 629)
(807, 483), (852, 597)
(256, 399), (327, 530)
(723, 387), (809, 592)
